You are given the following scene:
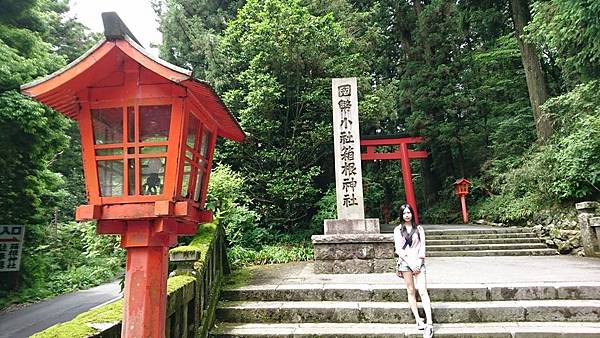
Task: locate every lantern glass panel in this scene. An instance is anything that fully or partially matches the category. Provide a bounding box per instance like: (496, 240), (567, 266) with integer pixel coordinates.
(128, 159), (135, 195)
(140, 146), (167, 154)
(193, 169), (204, 201)
(96, 148), (123, 156)
(187, 115), (200, 148)
(98, 160), (124, 196)
(127, 106), (135, 142)
(181, 161), (192, 198)
(92, 108), (123, 144)
(140, 105), (171, 142)
(200, 130), (211, 157)
(140, 157), (166, 195)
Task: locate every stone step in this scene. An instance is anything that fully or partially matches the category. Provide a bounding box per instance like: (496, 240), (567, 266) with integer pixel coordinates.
(427, 249), (558, 257)
(210, 322), (600, 338)
(427, 238), (542, 245)
(216, 300), (600, 324)
(424, 228), (533, 236)
(427, 243), (549, 252)
(221, 283), (600, 302)
(426, 233), (539, 240)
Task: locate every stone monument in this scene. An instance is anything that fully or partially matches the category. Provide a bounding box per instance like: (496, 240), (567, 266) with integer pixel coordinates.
(312, 78), (395, 273)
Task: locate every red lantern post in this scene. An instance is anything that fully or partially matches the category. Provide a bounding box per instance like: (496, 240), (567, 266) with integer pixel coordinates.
(454, 178), (471, 224)
(21, 13), (244, 338)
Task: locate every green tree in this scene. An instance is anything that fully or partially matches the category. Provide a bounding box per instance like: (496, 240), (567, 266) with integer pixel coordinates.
(510, 0), (552, 142)
(155, 0), (244, 81)
(213, 0), (367, 232)
(526, 0), (600, 85)
(0, 0), (108, 302)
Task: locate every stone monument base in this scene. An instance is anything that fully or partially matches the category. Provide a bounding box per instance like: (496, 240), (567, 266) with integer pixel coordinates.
(312, 219), (396, 274)
(323, 218), (381, 234)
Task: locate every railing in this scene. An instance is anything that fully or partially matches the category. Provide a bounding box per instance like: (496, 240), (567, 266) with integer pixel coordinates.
(167, 222), (230, 338)
(31, 222), (229, 338)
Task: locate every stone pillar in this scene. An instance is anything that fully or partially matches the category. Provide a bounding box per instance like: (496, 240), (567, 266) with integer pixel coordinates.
(169, 247), (200, 277)
(575, 201), (599, 257)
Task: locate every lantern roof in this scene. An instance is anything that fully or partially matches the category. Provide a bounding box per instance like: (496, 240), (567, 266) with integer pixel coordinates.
(454, 178), (471, 185)
(20, 12), (244, 142)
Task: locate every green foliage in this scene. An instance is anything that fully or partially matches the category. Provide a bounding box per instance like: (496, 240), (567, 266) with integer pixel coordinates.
(526, 0), (600, 83)
(227, 242), (314, 270)
(1, 222), (124, 309)
(0, 0), (118, 308)
(472, 80), (600, 223)
(206, 165), (249, 214)
(311, 186), (336, 231)
(206, 165), (262, 248)
(214, 0), (365, 233)
(0, 91), (70, 225)
(156, 0), (244, 80)
(471, 193), (543, 225)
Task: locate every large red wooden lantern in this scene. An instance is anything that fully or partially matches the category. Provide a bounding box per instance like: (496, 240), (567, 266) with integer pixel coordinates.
(454, 178), (471, 224)
(21, 13), (244, 338)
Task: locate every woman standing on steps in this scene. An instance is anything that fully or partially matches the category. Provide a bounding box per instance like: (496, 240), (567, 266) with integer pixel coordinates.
(394, 203), (434, 338)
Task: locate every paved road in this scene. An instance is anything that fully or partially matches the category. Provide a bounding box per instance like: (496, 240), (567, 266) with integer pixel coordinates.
(0, 280), (122, 338)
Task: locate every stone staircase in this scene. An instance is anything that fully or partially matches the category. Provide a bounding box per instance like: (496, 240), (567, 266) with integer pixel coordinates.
(210, 282), (600, 337)
(424, 228), (558, 257)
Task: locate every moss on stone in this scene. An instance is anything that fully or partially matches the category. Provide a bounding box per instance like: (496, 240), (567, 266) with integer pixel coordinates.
(189, 222), (217, 256)
(169, 245), (201, 256)
(30, 321), (96, 338)
(31, 300), (123, 338)
(167, 275), (196, 296)
(223, 266), (254, 288)
(76, 299), (123, 323)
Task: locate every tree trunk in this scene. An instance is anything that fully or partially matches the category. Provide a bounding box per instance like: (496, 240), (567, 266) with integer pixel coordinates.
(510, 0), (552, 142)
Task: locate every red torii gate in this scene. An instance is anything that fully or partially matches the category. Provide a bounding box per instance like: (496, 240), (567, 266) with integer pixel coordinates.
(360, 136), (428, 224)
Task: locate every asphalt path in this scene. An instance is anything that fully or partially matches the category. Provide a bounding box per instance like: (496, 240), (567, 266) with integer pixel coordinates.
(0, 280), (122, 338)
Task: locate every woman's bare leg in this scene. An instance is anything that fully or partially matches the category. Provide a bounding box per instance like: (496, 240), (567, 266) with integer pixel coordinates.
(402, 271), (422, 324)
(414, 272), (432, 325)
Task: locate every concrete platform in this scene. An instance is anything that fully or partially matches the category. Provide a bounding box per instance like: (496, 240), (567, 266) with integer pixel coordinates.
(230, 255), (600, 286)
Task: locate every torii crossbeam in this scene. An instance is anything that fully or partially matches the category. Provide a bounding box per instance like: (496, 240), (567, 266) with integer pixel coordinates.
(360, 136), (428, 224)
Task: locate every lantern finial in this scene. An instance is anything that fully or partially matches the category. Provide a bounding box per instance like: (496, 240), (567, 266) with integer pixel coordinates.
(101, 12), (142, 46)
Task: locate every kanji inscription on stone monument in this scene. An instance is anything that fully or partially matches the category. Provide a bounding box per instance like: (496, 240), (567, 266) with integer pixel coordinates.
(332, 78), (364, 219)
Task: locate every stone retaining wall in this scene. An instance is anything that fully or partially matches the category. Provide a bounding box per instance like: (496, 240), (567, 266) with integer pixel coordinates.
(312, 234), (395, 273)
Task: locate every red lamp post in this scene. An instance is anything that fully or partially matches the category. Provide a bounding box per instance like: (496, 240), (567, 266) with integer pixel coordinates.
(454, 178), (471, 224)
(21, 13), (244, 338)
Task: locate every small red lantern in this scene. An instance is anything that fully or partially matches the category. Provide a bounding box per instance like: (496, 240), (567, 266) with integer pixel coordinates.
(21, 13), (244, 338)
(454, 178), (471, 197)
(453, 178), (471, 224)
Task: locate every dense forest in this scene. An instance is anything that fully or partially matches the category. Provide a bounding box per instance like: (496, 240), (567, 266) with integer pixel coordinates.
(1, 0), (600, 307)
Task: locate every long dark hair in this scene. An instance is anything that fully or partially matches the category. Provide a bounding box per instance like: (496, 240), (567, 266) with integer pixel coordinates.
(399, 203), (420, 242)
